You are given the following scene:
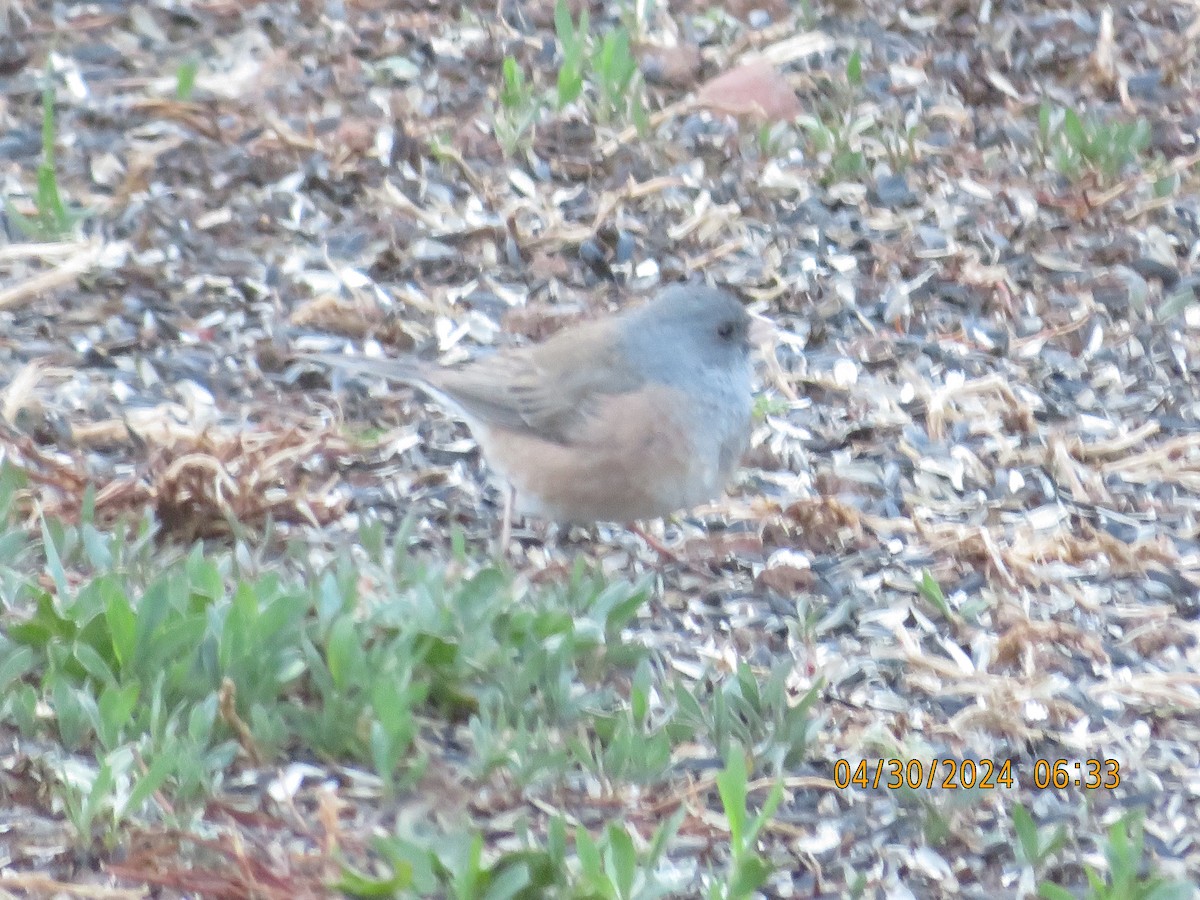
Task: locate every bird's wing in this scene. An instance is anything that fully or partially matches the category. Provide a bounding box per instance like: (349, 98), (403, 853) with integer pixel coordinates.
(429, 319), (646, 444)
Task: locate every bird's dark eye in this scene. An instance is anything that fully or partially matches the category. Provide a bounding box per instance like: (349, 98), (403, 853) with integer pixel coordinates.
(717, 321), (736, 340)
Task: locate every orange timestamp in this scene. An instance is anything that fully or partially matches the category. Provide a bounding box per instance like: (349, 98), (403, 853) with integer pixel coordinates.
(832, 758), (1121, 791)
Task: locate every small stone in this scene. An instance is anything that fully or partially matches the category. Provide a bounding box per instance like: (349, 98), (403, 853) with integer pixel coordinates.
(917, 226), (948, 251)
(1127, 70), (1162, 100)
(1130, 256), (1179, 288)
(614, 231), (636, 264)
(870, 174), (917, 208)
(640, 43), (702, 88)
(747, 9), (772, 28)
(579, 238), (613, 280)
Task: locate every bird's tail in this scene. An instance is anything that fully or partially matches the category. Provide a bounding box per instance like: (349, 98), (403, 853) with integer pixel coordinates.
(300, 352), (427, 386)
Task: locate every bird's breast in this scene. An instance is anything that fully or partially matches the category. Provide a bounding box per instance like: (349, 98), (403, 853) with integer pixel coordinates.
(471, 376), (748, 523)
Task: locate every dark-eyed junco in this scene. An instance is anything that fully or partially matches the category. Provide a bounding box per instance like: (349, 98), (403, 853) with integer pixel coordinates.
(305, 284), (756, 539)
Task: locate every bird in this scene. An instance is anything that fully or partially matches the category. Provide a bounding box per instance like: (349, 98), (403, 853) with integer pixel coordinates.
(303, 283), (757, 550)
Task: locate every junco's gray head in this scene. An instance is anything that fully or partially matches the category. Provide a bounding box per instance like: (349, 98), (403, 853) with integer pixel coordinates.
(305, 283), (758, 526)
(621, 284), (752, 385)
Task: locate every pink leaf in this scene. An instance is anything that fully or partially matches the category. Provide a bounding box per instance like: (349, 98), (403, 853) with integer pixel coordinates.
(696, 60), (801, 123)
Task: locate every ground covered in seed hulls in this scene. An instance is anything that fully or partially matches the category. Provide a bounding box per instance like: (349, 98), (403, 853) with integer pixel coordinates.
(1, 0), (1199, 896)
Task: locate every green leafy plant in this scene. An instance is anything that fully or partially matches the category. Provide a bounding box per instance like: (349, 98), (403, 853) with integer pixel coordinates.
(495, 55), (542, 156)
(1037, 102), (1151, 185)
(1038, 812), (1193, 900)
(1158, 280), (1200, 321)
(591, 27), (643, 125)
(916, 569), (955, 620)
(7, 77), (86, 240)
(572, 813), (687, 900)
(340, 811), (687, 899)
(880, 117), (922, 173)
(752, 393), (790, 421)
(1013, 802), (1068, 871)
(796, 51), (870, 184)
(554, 0), (589, 109)
(555, 0), (645, 125)
(794, 47), (928, 178)
(568, 657), (674, 786)
(755, 120), (796, 157)
(674, 661), (818, 773)
(175, 58), (199, 100)
(1, 482), (663, 849)
(0, 458), (836, 891)
(55, 745), (174, 850)
(845, 47), (863, 87)
(1012, 802), (1069, 894)
(918, 568), (989, 622)
(492, 0), (647, 153)
(710, 750), (783, 899)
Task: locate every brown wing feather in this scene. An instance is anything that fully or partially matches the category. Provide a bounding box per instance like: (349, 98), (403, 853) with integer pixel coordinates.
(425, 318), (645, 444)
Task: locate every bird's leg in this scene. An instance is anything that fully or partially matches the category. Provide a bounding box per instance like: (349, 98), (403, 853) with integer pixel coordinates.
(496, 484), (516, 558)
(632, 521), (731, 577)
(631, 521), (684, 564)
